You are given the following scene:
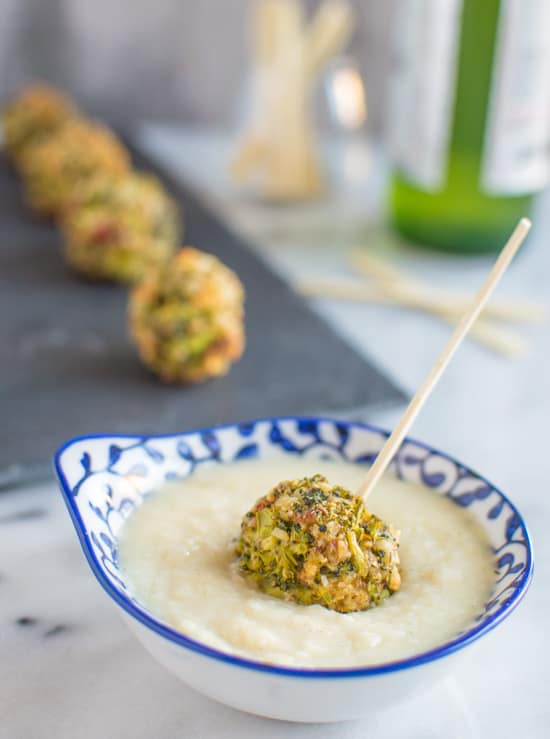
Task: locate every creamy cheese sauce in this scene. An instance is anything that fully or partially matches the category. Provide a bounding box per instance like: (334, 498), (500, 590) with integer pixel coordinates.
(119, 458), (495, 668)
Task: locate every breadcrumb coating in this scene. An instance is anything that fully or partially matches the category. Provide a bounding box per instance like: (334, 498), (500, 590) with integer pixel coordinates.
(2, 83), (76, 163)
(129, 247), (245, 382)
(18, 118), (129, 215)
(60, 171), (180, 282)
(236, 474), (401, 613)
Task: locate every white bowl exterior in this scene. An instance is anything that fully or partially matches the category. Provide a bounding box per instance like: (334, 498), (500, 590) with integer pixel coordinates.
(55, 417), (532, 722)
(124, 613), (462, 722)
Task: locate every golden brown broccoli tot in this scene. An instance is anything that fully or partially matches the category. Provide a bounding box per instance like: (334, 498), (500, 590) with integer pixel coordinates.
(60, 171), (180, 282)
(2, 83), (76, 163)
(129, 247), (245, 383)
(18, 119), (130, 216)
(236, 474), (401, 613)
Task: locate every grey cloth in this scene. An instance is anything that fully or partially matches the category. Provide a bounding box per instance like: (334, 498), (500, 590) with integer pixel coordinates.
(0, 139), (405, 487)
(0, 0), (392, 131)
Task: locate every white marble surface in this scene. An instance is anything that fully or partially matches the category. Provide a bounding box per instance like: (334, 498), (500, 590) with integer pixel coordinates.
(2, 128), (549, 738)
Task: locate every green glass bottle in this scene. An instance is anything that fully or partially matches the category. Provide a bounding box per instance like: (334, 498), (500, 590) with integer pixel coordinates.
(388, 0), (550, 253)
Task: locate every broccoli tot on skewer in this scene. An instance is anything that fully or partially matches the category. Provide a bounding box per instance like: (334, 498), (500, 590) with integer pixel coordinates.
(236, 474), (401, 613)
(237, 220), (532, 616)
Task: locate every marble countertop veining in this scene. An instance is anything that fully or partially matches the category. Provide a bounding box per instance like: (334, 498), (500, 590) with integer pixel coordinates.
(1, 128), (549, 739)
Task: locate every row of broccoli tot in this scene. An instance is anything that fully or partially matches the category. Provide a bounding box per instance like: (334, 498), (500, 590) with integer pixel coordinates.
(2, 83), (245, 383)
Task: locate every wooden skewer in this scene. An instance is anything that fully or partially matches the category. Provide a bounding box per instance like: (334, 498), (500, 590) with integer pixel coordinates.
(356, 218), (531, 501)
(298, 277), (527, 357)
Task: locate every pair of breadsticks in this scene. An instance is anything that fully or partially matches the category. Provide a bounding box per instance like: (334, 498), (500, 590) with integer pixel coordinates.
(299, 252), (544, 358)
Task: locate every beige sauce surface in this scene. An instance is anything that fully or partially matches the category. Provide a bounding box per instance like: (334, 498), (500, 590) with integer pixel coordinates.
(119, 458), (494, 668)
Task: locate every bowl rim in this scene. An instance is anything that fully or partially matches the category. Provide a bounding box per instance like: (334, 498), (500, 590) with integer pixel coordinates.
(54, 415), (534, 680)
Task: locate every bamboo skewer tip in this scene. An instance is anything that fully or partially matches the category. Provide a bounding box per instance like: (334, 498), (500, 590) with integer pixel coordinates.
(356, 218), (531, 502)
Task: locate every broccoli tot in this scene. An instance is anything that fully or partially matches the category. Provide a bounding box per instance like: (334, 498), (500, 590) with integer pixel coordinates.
(236, 474), (401, 613)
(129, 247), (245, 383)
(2, 83), (76, 164)
(60, 171), (180, 283)
(18, 119), (130, 216)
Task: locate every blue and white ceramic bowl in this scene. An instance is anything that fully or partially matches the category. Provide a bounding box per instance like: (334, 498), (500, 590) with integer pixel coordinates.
(54, 417), (533, 723)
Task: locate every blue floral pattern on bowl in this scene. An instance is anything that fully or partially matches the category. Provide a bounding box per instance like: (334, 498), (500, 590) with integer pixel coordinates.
(54, 416), (533, 678)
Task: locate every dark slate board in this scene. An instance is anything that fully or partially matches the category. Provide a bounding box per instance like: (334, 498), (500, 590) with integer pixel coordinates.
(0, 141), (405, 486)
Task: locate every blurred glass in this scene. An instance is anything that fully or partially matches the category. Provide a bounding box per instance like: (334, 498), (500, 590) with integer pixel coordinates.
(325, 57), (367, 131)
